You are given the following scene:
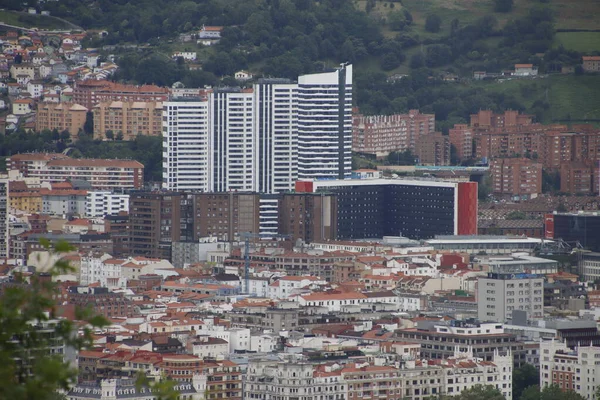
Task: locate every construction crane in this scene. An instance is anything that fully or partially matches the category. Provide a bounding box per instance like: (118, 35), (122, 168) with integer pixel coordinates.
(240, 232), (291, 294)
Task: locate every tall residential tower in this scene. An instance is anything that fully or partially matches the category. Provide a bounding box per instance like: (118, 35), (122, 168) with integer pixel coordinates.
(297, 64), (353, 180)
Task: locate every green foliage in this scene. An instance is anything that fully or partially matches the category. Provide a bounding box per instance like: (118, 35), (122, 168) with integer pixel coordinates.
(386, 149), (416, 165)
(425, 14), (442, 33)
(73, 134), (163, 182)
(0, 131), (163, 182)
(0, 240), (108, 400)
(506, 211), (527, 220)
(542, 170), (561, 193)
(520, 384), (585, 400)
(494, 0), (514, 12)
(478, 176), (491, 201)
(513, 363), (540, 400)
(453, 385), (505, 400)
(388, 10), (410, 31)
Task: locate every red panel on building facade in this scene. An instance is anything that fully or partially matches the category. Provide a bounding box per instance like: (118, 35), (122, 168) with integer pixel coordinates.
(457, 182), (478, 235)
(544, 213), (555, 239)
(295, 181), (314, 193)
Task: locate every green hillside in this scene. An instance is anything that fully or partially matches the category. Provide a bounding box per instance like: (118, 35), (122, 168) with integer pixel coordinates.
(0, 10), (77, 30)
(473, 75), (600, 124)
(5, 0), (598, 122)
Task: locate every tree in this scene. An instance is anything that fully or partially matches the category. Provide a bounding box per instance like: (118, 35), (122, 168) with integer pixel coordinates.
(388, 10), (408, 31)
(520, 384), (585, 400)
(478, 176), (491, 201)
(494, 0), (514, 12)
(116, 131), (124, 141)
(513, 364), (539, 400)
(425, 14), (442, 33)
(83, 111), (94, 135)
(59, 130), (71, 143)
(410, 53), (425, 69)
(105, 130), (114, 141)
(0, 240), (108, 399)
(455, 385), (505, 400)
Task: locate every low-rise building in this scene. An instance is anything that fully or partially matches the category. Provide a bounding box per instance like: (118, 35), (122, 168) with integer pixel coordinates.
(7, 154), (144, 190)
(582, 56), (600, 72)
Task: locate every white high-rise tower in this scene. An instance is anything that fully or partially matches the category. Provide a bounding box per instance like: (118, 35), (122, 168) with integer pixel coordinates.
(253, 79), (298, 194)
(297, 64), (353, 180)
(162, 97), (211, 192)
(209, 88), (255, 192)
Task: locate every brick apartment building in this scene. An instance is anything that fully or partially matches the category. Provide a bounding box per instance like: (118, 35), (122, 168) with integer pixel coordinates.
(92, 100), (163, 140)
(415, 132), (450, 166)
(278, 192), (337, 243)
(449, 110), (533, 161)
(352, 110), (435, 157)
(490, 157), (542, 198)
(104, 212), (130, 257)
(72, 80), (169, 109)
(470, 109), (533, 129)
(128, 192), (260, 259)
(35, 102), (88, 139)
(560, 161), (599, 195)
(7, 154), (144, 190)
(128, 192), (194, 260)
(449, 124), (473, 160)
(193, 192), (260, 241)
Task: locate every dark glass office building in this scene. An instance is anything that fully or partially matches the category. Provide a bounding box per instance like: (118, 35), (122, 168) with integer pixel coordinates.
(547, 213), (600, 251)
(294, 179), (478, 240)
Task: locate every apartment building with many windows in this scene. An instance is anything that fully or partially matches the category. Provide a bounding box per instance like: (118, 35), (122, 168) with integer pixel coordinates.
(297, 65), (352, 180)
(477, 272), (544, 323)
(92, 101), (163, 140)
(352, 110), (435, 158)
(162, 99), (211, 192)
(35, 102), (88, 140)
(210, 88), (255, 192)
(7, 154), (144, 190)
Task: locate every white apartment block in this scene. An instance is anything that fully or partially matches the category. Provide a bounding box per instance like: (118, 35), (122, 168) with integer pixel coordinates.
(162, 100), (211, 192)
(79, 252), (113, 286)
(477, 272), (544, 323)
(42, 190), (87, 216)
(540, 340), (600, 399)
(297, 64), (352, 180)
(0, 176), (7, 259)
(162, 67), (352, 195)
(253, 79), (298, 194)
(210, 88), (255, 192)
(85, 191), (129, 218)
(245, 350), (512, 400)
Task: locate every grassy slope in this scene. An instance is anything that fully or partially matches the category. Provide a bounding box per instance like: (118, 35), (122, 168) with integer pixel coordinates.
(472, 75), (600, 124)
(0, 10), (76, 30)
(554, 32), (600, 53)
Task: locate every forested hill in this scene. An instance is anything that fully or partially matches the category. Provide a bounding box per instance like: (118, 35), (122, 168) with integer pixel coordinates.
(9, 0), (600, 125)
(37, 0), (386, 78)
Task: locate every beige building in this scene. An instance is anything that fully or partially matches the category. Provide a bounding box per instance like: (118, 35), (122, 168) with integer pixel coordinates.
(36, 102), (88, 139)
(92, 101), (163, 140)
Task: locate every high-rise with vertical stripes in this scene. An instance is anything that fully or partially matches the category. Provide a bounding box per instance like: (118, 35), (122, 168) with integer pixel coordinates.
(162, 66), (352, 233)
(297, 64), (353, 180)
